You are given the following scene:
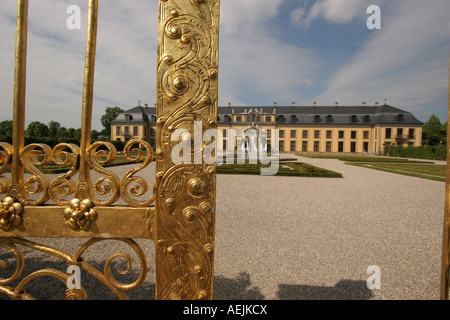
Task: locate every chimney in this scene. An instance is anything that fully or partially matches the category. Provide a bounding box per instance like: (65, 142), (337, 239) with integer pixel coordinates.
(362, 102), (366, 107)
(313, 102), (317, 107)
(144, 103), (148, 109)
(228, 102), (231, 107)
(335, 102), (339, 107)
(274, 102), (277, 107)
(292, 102), (295, 108)
(375, 102), (380, 107)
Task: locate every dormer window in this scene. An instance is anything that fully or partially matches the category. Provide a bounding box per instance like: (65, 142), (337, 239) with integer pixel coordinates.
(396, 114), (405, 122)
(278, 115), (286, 123)
(325, 115), (333, 123)
(290, 115), (298, 122)
(125, 114), (133, 121)
(350, 115), (358, 123)
(224, 115), (231, 122)
(314, 115), (321, 123)
(363, 115), (371, 123)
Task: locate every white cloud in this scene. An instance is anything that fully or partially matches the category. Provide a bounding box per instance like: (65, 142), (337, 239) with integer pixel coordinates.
(304, 0), (370, 26)
(308, 0), (450, 121)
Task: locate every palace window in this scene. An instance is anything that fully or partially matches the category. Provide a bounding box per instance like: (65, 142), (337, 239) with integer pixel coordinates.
(290, 130), (297, 138)
(116, 126), (121, 136)
(279, 141), (285, 151)
(351, 131), (357, 139)
(279, 130), (285, 138)
(265, 116), (271, 122)
(314, 141), (320, 152)
(363, 131), (369, 139)
(302, 141), (308, 152)
(290, 141), (296, 151)
(236, 116), (242, 122)
(386, 128), (392, 139)
(409, 128), (415, 139)
(302, 130), (308, 138)
(326, 141), (332, 152)
(314, 130), (320, 139)
(326, 130), (332, 139)
(338, 131), (344, 139)
(133, 126), (138, 136)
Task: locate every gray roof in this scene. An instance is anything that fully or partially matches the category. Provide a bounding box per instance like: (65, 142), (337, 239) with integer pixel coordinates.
(218, 104), (423, 126)
(112, 104), (423, 126)
(111, 106), (156, 124)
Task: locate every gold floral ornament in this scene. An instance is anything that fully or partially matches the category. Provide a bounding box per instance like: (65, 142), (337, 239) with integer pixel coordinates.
(0, 196), (23, 231)
(64, 198), (98, 231)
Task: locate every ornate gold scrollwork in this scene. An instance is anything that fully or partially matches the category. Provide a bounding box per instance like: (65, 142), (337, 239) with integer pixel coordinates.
(120, 139), (155, 207)
(1, 0), (219, 300)
(49, 143), (80, 206)
(19, 143), (53, 206)
(0, 237), (146, 300)
(0, 143), (13, 196)
(155, 0), (219, 300)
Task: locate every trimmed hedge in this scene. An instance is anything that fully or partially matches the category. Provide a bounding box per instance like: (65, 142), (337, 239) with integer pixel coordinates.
(388, 146), (447, 161)
(217, 161), (343, 178)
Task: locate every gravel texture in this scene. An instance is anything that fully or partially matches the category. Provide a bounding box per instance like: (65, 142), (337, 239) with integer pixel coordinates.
(0, 155), (445, 300)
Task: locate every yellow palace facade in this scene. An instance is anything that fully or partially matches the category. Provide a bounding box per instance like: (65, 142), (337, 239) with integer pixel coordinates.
(111, 102), (423, 156)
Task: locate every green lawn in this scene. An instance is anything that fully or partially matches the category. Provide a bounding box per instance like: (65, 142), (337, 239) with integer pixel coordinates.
(348, 162), (446, 182)
(296, 153), (432, 163)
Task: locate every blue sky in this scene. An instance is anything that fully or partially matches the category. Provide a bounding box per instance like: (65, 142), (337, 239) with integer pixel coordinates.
(0, 0), (449, 131)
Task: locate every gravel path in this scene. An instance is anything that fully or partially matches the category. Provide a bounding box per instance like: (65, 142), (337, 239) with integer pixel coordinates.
(0, 155), (446, 300)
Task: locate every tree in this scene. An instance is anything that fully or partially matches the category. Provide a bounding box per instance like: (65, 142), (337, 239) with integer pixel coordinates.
(48, 121), (61, 138)
(101, 106), (124, 138)
(91, 129), (99, 141)
(67, 128), (76, 139)
(422, 115), (446, 145)
(56, 127), (68, 140)
(0, 120), (13, 136)
(25, 121), (49, 138)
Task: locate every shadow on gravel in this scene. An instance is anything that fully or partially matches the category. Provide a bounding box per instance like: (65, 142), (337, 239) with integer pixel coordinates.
(1, 251), (370, 300)
(214, 272), (265, 300)
(1, 253), (264, 300)
(277, 280), (373, 300)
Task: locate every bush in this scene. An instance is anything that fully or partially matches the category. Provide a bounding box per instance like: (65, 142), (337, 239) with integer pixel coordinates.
(388, 146), (447, 161)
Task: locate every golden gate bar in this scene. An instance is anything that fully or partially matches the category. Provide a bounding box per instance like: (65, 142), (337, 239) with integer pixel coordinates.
(0, 0), (220, 300)
(442, 57), (450, 300)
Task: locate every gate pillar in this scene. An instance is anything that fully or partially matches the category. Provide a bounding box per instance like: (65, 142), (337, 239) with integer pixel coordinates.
(154, 0), (220, 300)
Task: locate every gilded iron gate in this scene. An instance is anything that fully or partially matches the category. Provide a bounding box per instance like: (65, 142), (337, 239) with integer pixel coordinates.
(0, 0), (219, 300)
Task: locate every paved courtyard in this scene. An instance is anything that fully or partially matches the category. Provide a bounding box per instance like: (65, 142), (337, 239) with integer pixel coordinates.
(0, 155), (446, 300)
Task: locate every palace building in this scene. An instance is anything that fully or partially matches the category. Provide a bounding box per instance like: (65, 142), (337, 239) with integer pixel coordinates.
(110, 102), (423, 155)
